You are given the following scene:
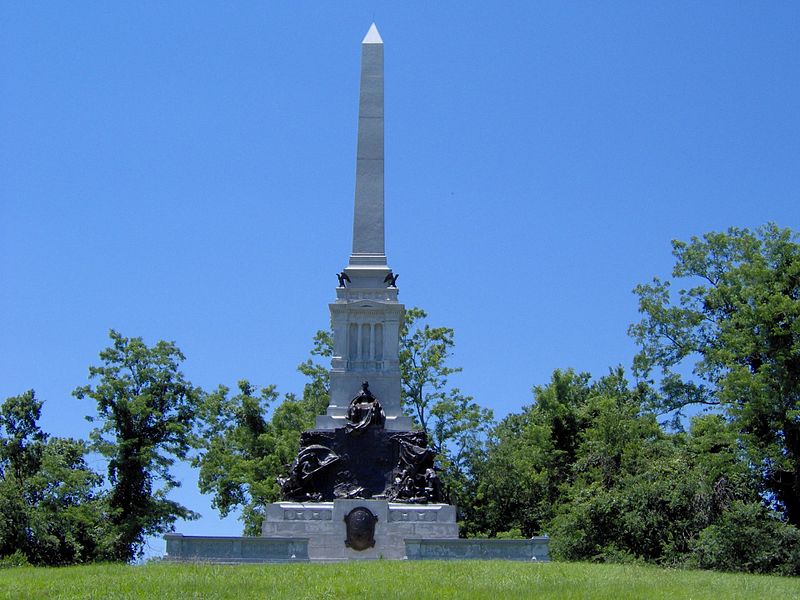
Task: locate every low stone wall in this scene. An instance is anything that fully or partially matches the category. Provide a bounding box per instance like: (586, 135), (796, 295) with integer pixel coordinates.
(164, 534), (309, 563)
(404, 538), (550, 562)
(166, 510), (549, 564)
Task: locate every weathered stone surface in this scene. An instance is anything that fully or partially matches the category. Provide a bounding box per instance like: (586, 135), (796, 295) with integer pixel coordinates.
(163, 531), (550, 563)
(164, 534), (309, 563)
(404, 538), (550, 562)
(261, 500), (459, 561)
(352, 26), (385, 259)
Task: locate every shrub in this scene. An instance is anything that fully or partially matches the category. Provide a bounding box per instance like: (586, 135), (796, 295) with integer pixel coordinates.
(691, 501), (800, 575)
(0, 550), (31, 569)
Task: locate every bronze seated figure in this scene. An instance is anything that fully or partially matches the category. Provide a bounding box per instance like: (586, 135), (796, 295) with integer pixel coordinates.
(345, 380), (385, 433)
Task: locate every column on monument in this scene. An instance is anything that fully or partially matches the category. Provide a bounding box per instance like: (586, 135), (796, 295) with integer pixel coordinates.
(331, 312), (348, 375)
(348, 323), (358, 361)
(361, 324), (370, 361)
(374, 324), (383, 362)
(385, 315), (400, 369)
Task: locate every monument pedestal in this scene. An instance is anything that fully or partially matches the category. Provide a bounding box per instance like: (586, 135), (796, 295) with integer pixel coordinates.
(261, 499), (458, 561)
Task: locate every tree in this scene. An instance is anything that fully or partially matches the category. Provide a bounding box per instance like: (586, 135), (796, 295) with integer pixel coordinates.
(0, 390), (47, 560)
(0, 390), (46, 483)
(399, 308), (493, 507)
(400, 307), (461, 432)
(194, 382), (327, 535)
(629, 224), (800, 525)
(472, 368), (779, 569)
(548, 409), (759, 565)
(0, 391), (107, 565)
(472, 369), (599, 538)
(73, 331), (201, 562)
(194, 332), (330, 535)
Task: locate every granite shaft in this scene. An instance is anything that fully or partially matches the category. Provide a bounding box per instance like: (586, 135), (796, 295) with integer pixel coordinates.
(351, 29), (385, 262)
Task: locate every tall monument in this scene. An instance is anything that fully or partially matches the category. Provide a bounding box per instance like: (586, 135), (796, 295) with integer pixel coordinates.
(165, 24), (550, 562)
(260, 24), (458, 559)
(317, 23), (412, 431)
(276, 23), (436, 505)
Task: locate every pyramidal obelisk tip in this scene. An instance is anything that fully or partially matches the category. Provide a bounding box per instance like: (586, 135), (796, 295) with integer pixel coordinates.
(362, 23), (383, 44)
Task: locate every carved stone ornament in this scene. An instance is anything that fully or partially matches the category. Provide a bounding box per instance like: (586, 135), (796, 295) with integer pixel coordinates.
(344, 506), (378, 551)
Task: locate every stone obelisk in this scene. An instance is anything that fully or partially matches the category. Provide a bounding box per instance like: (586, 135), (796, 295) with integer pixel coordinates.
(351, 22), (386, 266)
(316, 24), (411, 430)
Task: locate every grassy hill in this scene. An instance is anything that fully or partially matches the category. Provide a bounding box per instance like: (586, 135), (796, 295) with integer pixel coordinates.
(1, 560), (798, 599)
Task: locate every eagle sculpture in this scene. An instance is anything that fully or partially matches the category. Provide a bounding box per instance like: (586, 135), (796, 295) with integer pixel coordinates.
(337, 272), (351, 287)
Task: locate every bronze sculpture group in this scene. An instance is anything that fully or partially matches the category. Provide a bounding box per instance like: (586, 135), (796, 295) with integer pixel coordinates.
(278, 381), (443, 504)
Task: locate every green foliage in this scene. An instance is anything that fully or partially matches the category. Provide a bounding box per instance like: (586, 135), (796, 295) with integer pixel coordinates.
(0, 549), (30, 568)
(493, 527), (523, 539)
(23, 437), (108, 565)
(472, 366), (784, 572)
(630, 224), (800, 524)
(0, 390), (48, 483)
(400, 307), (462, 432)
(194, 382), (326, 535)
(194, 333), (330, 535)
(472, 369), (596, 537)
(296, 330), (333, 407)
(399, 308), (493, 512)
(0, 391), (108, 566)
(548, 413), (755, 565)
(195, 381), (278, 533)
(691, 501), (800, 575)
(73, 330), (201, 562)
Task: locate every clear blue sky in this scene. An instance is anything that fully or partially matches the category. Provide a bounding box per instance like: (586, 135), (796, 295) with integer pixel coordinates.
(2, 3), (798, 555)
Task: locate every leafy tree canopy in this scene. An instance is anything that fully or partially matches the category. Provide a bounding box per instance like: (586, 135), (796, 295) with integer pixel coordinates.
(194, 332), (330, 535)
(74, 330), (201, 562)
(399, 308), (493, 509)
(629, 224), (800, 524)
(0, 391), (107, 565)
(470, 367), (796, 572)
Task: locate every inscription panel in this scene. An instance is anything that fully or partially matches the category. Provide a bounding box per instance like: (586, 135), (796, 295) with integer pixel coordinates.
(284, 509), (333, 521)
(388, 509), (438, 523)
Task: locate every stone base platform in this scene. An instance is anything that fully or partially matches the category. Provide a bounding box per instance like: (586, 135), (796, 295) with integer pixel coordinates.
(164, 499), (550, 563)
(163, 534), (551, 563)
(262, 499), (458, 561)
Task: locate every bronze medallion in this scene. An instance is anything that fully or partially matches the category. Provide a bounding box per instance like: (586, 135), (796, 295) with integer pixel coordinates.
(344, 506), (378, 551)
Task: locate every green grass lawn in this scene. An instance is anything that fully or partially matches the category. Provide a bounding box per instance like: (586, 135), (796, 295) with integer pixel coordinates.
(1, 560), (798, 600)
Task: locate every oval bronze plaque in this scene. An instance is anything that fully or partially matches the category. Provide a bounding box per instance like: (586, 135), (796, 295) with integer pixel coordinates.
(344, 506), (378, 551)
